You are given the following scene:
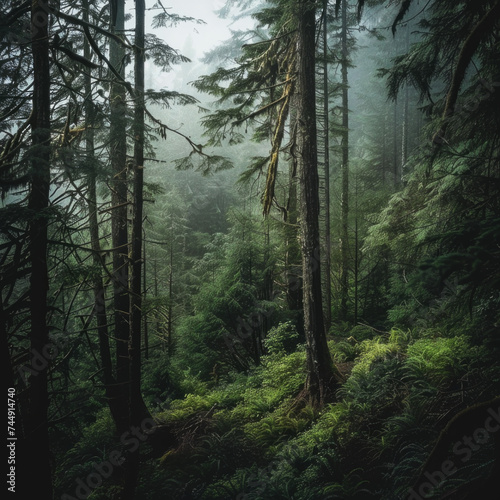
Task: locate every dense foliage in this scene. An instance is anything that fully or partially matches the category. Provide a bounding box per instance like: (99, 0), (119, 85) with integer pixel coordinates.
(2, 0), (499, 499)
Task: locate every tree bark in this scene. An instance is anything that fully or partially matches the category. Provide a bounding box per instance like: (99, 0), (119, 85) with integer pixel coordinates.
(167, 238), (174, 356)
(297, 0), (341, 407)
(401, 23), (410, 176)
(83, 0), (126, 431)
(109, 0), (130, 433)
(143, 233), (149, 359)
(284, 103), (302, 314)
(126, 0), (150, 496)
(285, 170), (303, 313)
(23, 0), (53, 496)
(339, 0), (350, 322)
(322, 0), (332, 332)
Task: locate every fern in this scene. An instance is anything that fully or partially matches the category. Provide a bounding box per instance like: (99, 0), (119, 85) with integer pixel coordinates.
(405, 336), (481, 386)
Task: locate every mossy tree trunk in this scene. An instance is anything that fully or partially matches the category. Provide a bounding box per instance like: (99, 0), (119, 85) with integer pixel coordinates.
(296, 0), (342, 407)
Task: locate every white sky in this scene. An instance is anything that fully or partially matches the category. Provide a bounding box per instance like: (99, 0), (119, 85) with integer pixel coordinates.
(143, 0), (234, 91)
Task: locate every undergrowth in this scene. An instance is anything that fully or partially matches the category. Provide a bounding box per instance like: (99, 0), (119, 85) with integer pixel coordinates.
(55, 323), (500, 500)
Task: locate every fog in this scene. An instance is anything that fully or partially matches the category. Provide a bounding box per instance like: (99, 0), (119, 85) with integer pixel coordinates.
(144, 0), (250, 92)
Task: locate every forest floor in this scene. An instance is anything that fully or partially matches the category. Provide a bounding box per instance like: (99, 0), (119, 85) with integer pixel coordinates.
(123, 324), (500, 500)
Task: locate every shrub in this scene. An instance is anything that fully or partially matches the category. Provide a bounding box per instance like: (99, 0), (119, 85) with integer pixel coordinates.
(264, 321), (300, 356)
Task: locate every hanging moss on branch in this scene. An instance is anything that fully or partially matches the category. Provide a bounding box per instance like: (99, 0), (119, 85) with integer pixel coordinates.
(262, 51), (295, 215)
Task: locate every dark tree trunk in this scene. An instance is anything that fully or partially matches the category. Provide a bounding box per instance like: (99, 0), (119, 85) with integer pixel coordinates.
(322, 0), (332, 332)
(401, 23), (410, 178)
(167, 239), (174, 356)
(23, 0), (53, 496)
(339, 0), (350, 322)
(392, 41), (399, 187)
(353, 178), (359, 324)
(129, 0), (145, 424)
(83, 0), (126, 430)
(143, 234), (149, 360)
(297, 0), (342, 407)
(285, 114), (302, 314)
(109, 0), (130, 434)
(126, 0), (151, 496)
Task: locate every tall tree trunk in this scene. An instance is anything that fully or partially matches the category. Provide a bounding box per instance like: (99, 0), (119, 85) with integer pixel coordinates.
(353, 175), (359, 324)
(143, 233), (149, 359)
(285, 108), (302, 314)
(153, 258), (162, 348)
(83, 0), (126, 431)
(393, 98), (399, 184)
(297, 0), (341, 407)
(263, 217), (273, 302)
(401, 23), (410, 179)
(126, 0), (150, 496)
(167, 241), (173, 356)
(285, 175), (303, 313)
(23, 0), (52, 496)
(339, 0), (350, 322)
(322, 0), (332, 332)
(382, 111), (387, 185)
(109, 0), (129, 433)
(392, 37), (400, 186)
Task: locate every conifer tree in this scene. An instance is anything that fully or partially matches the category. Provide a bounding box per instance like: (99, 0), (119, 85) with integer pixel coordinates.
(126, 0), (148, 495)
(195, 0), (344, 404)
(339, 0), (350, 322)
(296, 0), (342, 405)
(81, 0), (122, 428)
(2, 1), (204, 495)
(108, 0), (130, 434)
(24, 0), (52, 495)
(368, 0), (500, 326)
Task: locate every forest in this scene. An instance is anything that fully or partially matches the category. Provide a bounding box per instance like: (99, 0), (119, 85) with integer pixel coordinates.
(1, 0), (500, 499)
